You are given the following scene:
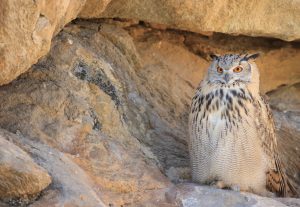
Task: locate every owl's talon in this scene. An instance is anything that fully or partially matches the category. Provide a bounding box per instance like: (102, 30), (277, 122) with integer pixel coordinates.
(210, 180), (226, 189)
(258, 189), (275, 197)
(230, 185), (240, 192)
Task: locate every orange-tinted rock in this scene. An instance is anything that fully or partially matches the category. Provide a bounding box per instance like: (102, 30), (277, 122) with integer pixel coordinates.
(0, 132), (51, 202)
(86, 0), (300, 41)
(0, 0), (88, 86)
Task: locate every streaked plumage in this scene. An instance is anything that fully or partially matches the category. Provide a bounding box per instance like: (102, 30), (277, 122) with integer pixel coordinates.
(189, 54), (296, 197)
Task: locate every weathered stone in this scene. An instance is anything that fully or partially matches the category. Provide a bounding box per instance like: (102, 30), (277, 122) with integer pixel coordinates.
(170, 27), (300, 94)
(0, 0), (87, 85)
(1, 0), (300, 92)
(268, 83), (300, 112)
(0, 22), (170, 206)
(79, 0), (112, 17)
(276, 197), (300, 207)
(0, 129), (105, 207)
(0, 132), (51, 202)
(132, 36), (206, 170)
(165, 183), (297, 207)
(83, 0), (300, 41)
(0, 20), (299, 206)
(127, 24), (300, 174)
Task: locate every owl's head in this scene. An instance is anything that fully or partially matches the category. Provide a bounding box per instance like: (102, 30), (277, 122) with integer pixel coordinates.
(207, 54), (260, 86)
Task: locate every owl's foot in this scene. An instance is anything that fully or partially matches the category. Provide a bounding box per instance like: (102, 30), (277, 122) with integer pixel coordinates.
(251, 188), (275, 198)
(263, 191), (275, 198)
(210, 180), (226, 189)
(210, 181), (240, 192)
(230, 184), (240, 192)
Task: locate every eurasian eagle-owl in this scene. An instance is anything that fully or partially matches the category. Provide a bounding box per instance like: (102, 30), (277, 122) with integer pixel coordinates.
(189, 54), (296, 197)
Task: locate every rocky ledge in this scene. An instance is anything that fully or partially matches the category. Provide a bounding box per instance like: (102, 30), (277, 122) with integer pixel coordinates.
(0, 19), (299, 206)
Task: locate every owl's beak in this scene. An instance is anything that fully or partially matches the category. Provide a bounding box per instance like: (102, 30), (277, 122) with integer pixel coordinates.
(224, 73), (230, 83)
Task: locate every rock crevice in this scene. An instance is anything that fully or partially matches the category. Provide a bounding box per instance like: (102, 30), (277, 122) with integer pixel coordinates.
(0, 20), (299, 206)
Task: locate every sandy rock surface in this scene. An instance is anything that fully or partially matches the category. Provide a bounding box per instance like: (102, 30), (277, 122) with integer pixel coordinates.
(165, 183), (298, 207)
(0, 17), (299, 206)
(87, 0), (300, 41)
(0, 0), (90, 85)
(0, 132), (51, 205)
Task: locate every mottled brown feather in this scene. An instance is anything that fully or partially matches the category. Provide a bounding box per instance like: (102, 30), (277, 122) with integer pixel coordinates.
(260, 95), (297, 197)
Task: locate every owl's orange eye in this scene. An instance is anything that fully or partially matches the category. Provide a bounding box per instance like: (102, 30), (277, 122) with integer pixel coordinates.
(233, 66), (243, 73)
(217, 66), (223, 73)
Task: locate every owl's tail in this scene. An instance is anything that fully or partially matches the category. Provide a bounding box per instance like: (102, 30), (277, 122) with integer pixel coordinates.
(267, 155), (299, 197)
(286, 176), (298, 198)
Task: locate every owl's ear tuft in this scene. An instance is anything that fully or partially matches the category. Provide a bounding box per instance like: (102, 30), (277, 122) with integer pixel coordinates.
(245, 53), (260, 61)
(209, 54), (219, 60)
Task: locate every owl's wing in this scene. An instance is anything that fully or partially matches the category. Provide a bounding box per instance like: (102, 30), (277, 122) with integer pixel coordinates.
(258, 95), (297, 197)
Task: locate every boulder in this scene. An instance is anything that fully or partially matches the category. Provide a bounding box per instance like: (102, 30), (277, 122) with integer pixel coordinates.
(165, 183), (297, 207)
(80, 0), (112, 17)
(0, 20), (299, 206)
(2, 0), (299, 89)
(0, 132), (51, 203)
(0, 0), (87, 86)
(0, 129), (106, 207)
(83, 0), (300, 41)
(127, 23), (300, 172)
(0, 22), (170, 206)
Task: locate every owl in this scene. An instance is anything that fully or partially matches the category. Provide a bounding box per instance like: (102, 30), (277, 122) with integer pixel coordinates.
(189, 54), (296, 197)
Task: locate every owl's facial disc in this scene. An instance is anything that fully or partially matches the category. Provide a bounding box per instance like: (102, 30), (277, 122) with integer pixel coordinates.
(218, 65), (247, 84)
(208, 54), (255, 85)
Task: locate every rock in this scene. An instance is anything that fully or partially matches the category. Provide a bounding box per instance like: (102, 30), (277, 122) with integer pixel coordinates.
(163, 26), (300, 94)
(131, 33), (207, 170)
(127, 24), (300, 173)
(126, 24), (300, 94)
(0, 20), (299, 206)
(84, 0), (300, 41)
(268, 83), (300, 112)
(0, 129), (105, 207)
(0, 22), (170, 206)
(275, 197), (300, 207)
(79, 0), (112, 17)
(1, 0), (299, 92)
(255, 49), (300, 93)
(1, 0), (299, 90)
(0, 0), (87, 86)
(165, 183), (298, 207)
(0, 131), (51, 203)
